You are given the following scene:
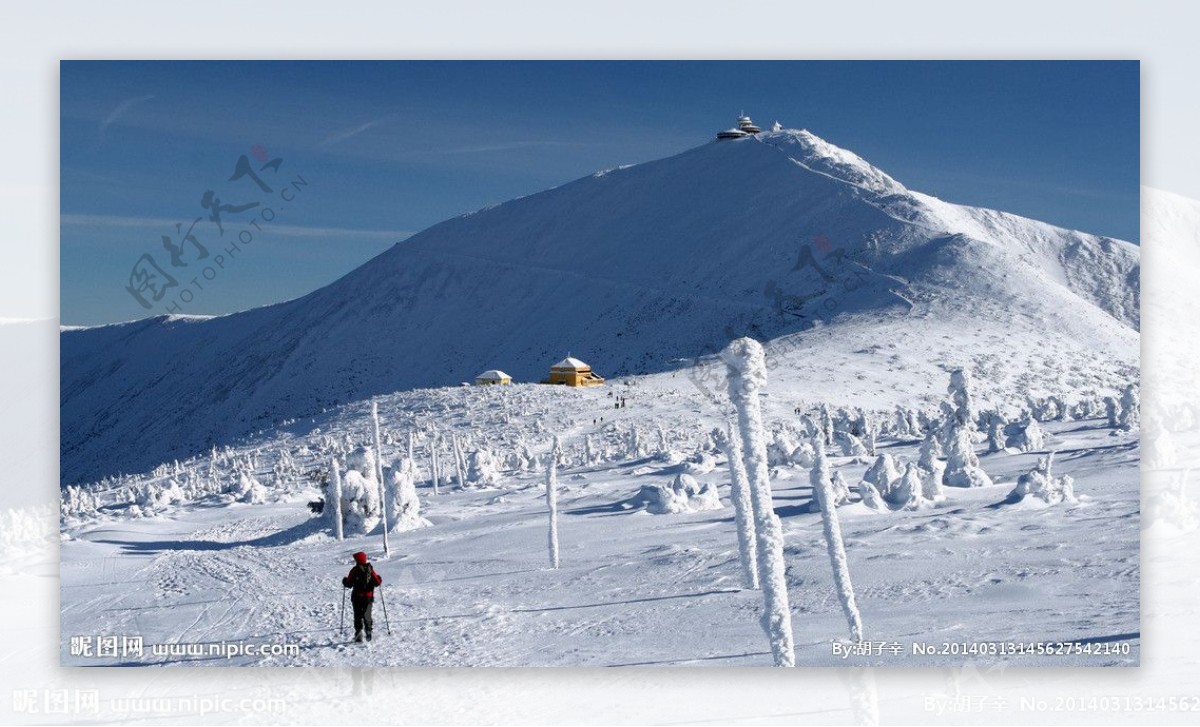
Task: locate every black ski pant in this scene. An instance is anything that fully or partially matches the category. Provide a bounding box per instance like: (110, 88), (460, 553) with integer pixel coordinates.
(352, 597), (374, 634)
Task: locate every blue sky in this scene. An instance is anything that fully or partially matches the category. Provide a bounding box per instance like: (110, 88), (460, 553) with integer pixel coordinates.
(60, 61), (1139, 326)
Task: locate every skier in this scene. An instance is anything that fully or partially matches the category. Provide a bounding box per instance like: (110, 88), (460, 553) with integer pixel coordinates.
(342, 551), (382, 642)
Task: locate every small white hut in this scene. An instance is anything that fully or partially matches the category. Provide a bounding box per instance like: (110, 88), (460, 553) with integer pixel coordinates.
(475, 370), (513, 386)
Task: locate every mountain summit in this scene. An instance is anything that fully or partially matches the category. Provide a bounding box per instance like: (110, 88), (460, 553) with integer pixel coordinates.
(61, 128), (1139, 483)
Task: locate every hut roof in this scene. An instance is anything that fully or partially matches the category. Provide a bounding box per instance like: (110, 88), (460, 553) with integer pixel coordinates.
(476, 369), (511, 380)
(551, 356), (590, 370)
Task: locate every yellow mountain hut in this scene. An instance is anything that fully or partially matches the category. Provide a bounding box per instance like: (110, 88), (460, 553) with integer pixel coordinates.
(544, 356), (605, 387)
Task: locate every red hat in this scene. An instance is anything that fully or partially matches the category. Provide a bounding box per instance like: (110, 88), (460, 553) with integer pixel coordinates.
(353, 551), (368, 564)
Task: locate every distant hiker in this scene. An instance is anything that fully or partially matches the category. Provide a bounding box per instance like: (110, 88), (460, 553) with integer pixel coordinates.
(342, 551), (382, 642)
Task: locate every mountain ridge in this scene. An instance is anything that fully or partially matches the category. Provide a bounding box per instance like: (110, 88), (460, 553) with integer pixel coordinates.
(61, 128), (1139, 484)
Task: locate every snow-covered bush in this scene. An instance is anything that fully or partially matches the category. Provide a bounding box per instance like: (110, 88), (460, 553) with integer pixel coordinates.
(1009, 452), (1075, 505)
(836, 431), (869, 458)
(230, 472), (267, 504)
(681, 451), (717, 475)
(637, 473), (723, 515)
(767, 429), (802, 467)
(857, 479), (887, 511)
(134, 479), (188, 513)
(60, 486), (101, 523)
(466, 448), (502, 488)
(1005, 415), (1044, 452)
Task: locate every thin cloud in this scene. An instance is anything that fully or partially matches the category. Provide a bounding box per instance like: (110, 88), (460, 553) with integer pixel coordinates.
(99, 94), (155, 140)
(61, 213), (411, 241)
(319, 118), (388, 148)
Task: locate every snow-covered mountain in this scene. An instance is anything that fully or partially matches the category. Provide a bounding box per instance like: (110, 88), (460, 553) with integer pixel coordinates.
(60, 128), (1139, 485)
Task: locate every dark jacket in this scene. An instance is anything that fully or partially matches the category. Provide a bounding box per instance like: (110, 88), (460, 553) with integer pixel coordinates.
(342, 563), (382, 601)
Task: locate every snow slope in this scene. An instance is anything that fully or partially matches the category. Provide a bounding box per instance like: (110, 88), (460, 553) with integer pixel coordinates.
(60, 129), (1139, 487)
(58, 380), (1139, 668)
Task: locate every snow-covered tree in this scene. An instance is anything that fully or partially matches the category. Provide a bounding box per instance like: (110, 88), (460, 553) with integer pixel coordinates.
(329, 456), (344, 541)
(863, 453), (900, 496)
(947, 368), (978, 432)
(1104, 396), (1120, 428)
(982, 411), (1006, 453)
(723, 337), (795, 667)
(1118, 384), (1140, 431)
(384, 458), (429, 531)
(809, 437), (864, 641)
(894, 463), (928, 510)
(451, 434), (468, 489)
(943, 426), (992, 488)
(817, 403), (834, 446)
(338, 447), (382, 535)
(713, 423), (758, 590)
(546, 436), (561, 569)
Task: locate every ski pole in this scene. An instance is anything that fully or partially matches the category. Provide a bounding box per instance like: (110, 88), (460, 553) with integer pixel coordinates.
(378, 585), (392, 635)
(340, 587), (346, 636)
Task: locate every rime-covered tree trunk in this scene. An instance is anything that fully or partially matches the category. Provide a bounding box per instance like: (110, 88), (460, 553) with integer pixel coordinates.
(719, 419), (759, 590)
(330, 455), (344, 542)
(547, 436), (561, 569)
(810, 438), (864, 642)
(723, 337), (796, 667)
(371, 400), (391, 557)
(452, 434), (468, 490)
(428, 436), (441, 495)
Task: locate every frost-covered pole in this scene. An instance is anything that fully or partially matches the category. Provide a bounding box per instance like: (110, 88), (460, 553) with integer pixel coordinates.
(810, 437), (863, 642)
(723, 337), (796, 667)
(330, 455), (344, 542)
(371, 400), (391, 557)
(429, 436), (441, 496)
(547, 436), (561, 570)
(719, 419), (759, 590)
(452, 434), (468, 489)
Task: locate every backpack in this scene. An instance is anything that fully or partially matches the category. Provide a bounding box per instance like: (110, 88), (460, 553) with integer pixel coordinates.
(350, 564), (376, 595)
